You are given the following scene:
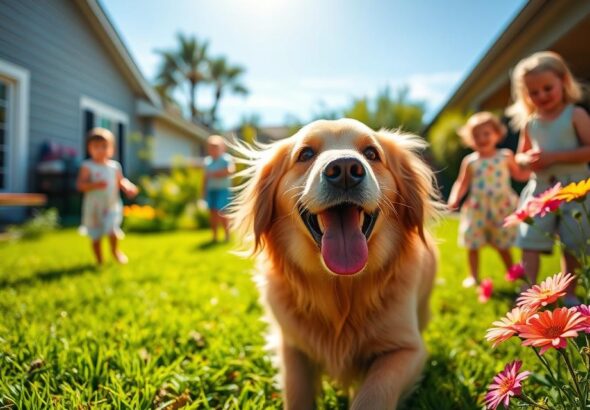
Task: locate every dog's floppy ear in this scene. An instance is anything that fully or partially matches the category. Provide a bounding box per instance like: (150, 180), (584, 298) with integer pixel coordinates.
(230, 140), (292, 253)
(375, 129), (439, 241)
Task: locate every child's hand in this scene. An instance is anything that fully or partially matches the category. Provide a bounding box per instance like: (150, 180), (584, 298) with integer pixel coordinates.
(123, 183), (139, 199)
(527, 149), (553, 171)
(447, 199), (459, 211)
(515, 152), (532, 168)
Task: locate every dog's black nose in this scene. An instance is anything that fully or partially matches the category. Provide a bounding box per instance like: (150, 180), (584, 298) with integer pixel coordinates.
(323, 157), (366, 189)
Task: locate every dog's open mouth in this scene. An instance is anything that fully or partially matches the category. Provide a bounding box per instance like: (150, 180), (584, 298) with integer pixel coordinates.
(300, 204), (378, 275)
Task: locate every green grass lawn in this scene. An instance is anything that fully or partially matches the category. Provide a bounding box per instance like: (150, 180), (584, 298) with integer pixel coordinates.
(0, 218), (563, 409)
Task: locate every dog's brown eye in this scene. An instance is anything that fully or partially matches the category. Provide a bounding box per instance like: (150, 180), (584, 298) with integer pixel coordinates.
(363, 146), (379, 161)
(297, 147), (315, 162)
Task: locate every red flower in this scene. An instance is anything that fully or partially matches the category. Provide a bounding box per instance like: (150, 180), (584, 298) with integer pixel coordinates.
(484, 360), (530, 409)
(505, 264), (525, 282)
(515, 307), (586, 354)
(478, 279), (493, 303)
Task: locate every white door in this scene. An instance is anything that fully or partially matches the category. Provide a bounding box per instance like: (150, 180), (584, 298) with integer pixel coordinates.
(0, 79), (11, 192)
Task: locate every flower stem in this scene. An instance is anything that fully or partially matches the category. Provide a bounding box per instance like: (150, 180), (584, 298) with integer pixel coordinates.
(518, 393), (551, 410)
(532, 348), (567, 404)
(558, 349), (585, 409)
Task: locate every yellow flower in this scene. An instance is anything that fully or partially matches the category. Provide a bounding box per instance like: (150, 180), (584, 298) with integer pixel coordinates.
(554, 177), (590, 202)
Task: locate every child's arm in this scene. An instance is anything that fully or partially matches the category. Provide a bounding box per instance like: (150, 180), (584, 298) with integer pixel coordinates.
(502, 149), (531, 182)
(447, 156), (472, 211)
(528, 107), (590, 170)
(514, 126), (533, 167)
(117, 169), (138, 199)
(77, 165), (107, 192)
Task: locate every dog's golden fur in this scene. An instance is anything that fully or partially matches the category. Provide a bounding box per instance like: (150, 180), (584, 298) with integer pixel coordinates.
(231, 118), (439, 409)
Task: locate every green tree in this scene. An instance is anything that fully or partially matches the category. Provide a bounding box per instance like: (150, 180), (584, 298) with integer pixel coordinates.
(426, 110), (472, 197)
(208, 57), (248, 127)
(343, 86), (425, 133)
(155, 33), (209, 121)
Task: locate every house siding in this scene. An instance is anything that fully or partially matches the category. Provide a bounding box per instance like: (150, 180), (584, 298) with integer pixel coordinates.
(0, 0), (139, 188)
(152, 121), (203, 168)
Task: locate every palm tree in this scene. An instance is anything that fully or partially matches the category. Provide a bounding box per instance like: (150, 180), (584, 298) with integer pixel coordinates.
(208, 57), (248, 126)
(155, 33), (208, 121)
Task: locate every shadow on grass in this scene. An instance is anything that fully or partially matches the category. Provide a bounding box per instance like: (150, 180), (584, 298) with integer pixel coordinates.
(0, 263), (97, 289)
(195, 239), (231, 251)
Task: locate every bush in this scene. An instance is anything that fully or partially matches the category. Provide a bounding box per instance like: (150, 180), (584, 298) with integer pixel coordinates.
(128, 164), (210, 231)
(7, 208), (59, 240)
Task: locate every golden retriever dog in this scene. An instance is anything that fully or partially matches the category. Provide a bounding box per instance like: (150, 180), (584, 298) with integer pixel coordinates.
(231, 118), (439, 409)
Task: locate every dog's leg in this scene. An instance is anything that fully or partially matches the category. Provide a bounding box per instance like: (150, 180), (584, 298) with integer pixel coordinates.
(282, 342), (319, 410)
(350, 343), (426, 410)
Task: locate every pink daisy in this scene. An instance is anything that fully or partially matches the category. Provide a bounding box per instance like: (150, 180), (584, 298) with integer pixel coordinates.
(515, 307), (586, 354)
(528, 183), (563, 218)
(484, 360), (530, 409)
(575, 304), (590, 333)
(503, 207), (534, 227)
(516, 272), (575, 311)
(486, 306), (535, 348)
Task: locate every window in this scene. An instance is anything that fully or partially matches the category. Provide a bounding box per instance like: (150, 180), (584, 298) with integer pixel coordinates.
(80, 96), (129, 170)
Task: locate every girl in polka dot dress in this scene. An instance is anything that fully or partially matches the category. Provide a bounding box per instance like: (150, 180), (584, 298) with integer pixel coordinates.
(448, 112), (530, 287)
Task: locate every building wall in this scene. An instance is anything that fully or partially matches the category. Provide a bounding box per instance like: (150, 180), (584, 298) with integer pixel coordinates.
(0, 0), (139, 189)
(151, 120), (203, 168)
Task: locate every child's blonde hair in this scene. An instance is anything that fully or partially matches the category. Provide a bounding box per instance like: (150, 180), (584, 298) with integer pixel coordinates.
(207, 134), (226, 148)
(457, 111), (507, 149)
(506, 51), (582, 129)
(86, 127), (115, 147)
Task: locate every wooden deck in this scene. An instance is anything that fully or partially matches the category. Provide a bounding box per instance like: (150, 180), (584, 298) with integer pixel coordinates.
(0, 193), (47, 207)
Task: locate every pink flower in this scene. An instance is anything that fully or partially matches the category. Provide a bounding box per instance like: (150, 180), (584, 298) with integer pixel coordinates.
(528, 183), (563, 218)
(484, 360), (530, 409)
(516, 272), (575, 311)
(503, 208), (532, 227)
(504, 184), (564, 227)
(515, 307), (586, 354)
(478, 279), (493, 303)
(486, 306), (535, 347)
(575, 305), (590, 333)
(505, 264), (525, 282)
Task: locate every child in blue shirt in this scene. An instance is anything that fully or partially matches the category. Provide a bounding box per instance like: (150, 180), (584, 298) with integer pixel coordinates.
(203, 135), (235, 242)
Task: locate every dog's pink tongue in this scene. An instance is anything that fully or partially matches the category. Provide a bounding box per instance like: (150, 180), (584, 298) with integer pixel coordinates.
(319, 207), (368, 275)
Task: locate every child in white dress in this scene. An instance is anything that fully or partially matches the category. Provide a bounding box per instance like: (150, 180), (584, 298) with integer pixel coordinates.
(77, 128), (138, 264)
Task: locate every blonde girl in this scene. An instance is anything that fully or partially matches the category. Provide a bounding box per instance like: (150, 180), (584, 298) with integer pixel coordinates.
(448, 112), (529, 287)
(507, 51), (590, 303)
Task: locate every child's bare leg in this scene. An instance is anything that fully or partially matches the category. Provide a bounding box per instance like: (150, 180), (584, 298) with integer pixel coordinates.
(92, 239), (103, 265)
(496, 248), (513, 271)
(210, 211), (219, 241)
(562, 251), (579, 301)
(463, 249), (479, 287)
(522, 250), (540, 284)
(220, 212), (230, 242)
(109, 234), (128, 264)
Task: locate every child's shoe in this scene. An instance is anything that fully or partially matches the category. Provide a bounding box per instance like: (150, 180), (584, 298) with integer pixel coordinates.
(462, 276), (477, 288)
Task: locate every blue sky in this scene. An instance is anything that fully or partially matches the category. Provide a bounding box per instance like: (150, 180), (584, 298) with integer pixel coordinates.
(101, 0), (526, 129)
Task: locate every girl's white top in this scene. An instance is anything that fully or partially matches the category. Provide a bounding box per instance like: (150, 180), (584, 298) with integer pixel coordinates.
(79, 159), (123, 238)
